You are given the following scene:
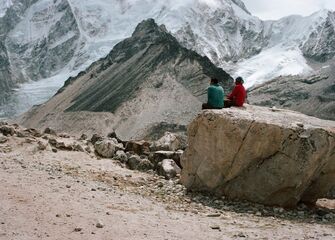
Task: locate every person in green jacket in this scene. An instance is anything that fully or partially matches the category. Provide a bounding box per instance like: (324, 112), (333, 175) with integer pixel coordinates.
(202, 78), (224, 109)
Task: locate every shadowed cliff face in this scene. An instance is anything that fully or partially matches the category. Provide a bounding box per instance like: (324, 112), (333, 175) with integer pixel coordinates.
(0, 41), (12, 95)
(63, 19), (233, 113)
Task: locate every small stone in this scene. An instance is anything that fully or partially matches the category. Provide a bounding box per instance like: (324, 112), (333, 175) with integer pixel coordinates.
(37, 141), (48, 151)
(55, 214), (61, 218)
(0, 136), (8, 144)
(80, 134), (88, 140)
(91, 188), (97, 191)
(44, 127), (57, 136)
(66, 185), (71, 188)
(74, 228), (82, 232)
(52, 148), (58, 153)
(207, 213), (221, 217)
(96, 222), (104, 228)
(256, 212), (262, 216)
(238, 232), (246, 238)
(210, 225), (220, 230)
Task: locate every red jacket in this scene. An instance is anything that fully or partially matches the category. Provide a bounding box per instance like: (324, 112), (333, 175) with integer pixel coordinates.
(228, 83), (246, 107)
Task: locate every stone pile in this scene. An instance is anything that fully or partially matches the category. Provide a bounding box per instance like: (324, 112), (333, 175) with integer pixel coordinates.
(93, 131), (184, 179)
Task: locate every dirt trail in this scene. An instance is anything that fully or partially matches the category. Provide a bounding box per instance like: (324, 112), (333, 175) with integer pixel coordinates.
(0, 134), (334, 240)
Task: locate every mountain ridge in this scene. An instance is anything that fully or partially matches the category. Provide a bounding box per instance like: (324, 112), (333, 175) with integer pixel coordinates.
(20, 19), (233, 139)
(1, 0), (335, 118)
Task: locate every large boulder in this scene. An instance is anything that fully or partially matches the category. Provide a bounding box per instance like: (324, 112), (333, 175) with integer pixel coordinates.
(181, 105), (335, 207)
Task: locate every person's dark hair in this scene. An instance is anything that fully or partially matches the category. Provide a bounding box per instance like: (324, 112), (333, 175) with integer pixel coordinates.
(235, 77), (244, 84)
(211, 78), (219, 84)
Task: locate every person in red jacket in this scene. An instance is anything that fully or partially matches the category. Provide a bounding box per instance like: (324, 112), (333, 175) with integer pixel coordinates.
(225, 77), (246, 108)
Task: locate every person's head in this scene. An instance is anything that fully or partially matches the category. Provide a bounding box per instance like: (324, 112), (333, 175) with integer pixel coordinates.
(210, 78), (219, 85)
(235, 77), (244, 84)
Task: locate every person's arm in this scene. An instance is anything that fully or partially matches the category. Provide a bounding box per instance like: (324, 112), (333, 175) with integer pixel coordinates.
(228, 86), (237, 100)
(207, 87), (211, 101)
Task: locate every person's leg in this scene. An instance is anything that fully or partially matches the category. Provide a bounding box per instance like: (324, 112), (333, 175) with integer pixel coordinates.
(202, 103), (209, 109)
(224, 99), (233, 108)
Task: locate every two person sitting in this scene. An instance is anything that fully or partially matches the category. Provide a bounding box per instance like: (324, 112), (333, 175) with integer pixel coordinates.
(202, 77), (246, 110)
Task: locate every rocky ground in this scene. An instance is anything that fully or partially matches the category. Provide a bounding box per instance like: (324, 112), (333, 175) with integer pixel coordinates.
(0, 123), (335, 240)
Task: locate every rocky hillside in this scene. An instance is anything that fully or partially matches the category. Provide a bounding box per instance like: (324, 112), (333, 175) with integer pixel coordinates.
(19, 19), (233, 140)
(0, 41), (12, 98)
(248, 60), (335, 121)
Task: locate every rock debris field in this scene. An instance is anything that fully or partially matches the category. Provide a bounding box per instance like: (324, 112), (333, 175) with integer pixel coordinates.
(0, 123), (334, 240)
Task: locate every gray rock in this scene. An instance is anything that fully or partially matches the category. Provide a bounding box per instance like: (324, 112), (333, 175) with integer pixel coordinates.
(151, 150), (183, 168)
(137, 159), (154, 172)
(44, 127), (57, 136)
(125, 140), (151, 155)
(151, 132), (187, 151)
(79, 134), (88, 140)
(0, 126), (15, 136)
(48, 138), (74, 151)
(157, 159), (181, 180)
(128, 155), (142, 170)
(37, 141), (48, 151)
(181, 105), (335, 207)
(0, 136), (7, 144)
(91, 134), (103, 145)
(115, 150), (128, 163)
(73, 144), (85, 152)
(94, 139), (124, 158)
(96, 221), (104, 228)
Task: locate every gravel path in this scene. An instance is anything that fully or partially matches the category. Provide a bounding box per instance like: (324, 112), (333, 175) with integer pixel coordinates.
(0, 134), (334, 240)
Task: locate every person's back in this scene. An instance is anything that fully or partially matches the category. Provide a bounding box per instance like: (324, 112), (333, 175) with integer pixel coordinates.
(202, 78), (224, 110)
(208, 84), (224, 109)
(227, 77), (246, 107)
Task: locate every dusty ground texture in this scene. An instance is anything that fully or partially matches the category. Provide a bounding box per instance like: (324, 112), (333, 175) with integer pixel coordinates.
(1, 133), (335, 240)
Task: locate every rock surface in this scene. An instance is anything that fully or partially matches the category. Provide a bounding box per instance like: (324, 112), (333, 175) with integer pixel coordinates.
(181, 105), (335, 207)
(158, 159), (181, 180)
(151, 132), (187, 151)
(94, 139), (124, 158)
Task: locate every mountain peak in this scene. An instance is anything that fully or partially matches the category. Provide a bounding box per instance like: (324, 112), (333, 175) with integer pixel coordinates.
(132, 18), (167, 37)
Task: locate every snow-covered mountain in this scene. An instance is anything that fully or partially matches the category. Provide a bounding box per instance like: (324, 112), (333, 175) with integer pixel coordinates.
(0, 0), (335, 117)
(20, 19), (233, 139)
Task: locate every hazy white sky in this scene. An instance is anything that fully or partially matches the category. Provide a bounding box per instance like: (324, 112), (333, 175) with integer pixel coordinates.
(243, 0), (335, 20)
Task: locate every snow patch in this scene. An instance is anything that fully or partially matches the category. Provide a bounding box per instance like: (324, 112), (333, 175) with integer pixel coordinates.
(0, 0), (13, 17)
(233, 46), (313, 89)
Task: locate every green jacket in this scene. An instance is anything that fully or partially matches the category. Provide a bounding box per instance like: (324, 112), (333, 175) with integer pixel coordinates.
(208, 84), (224, 108)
